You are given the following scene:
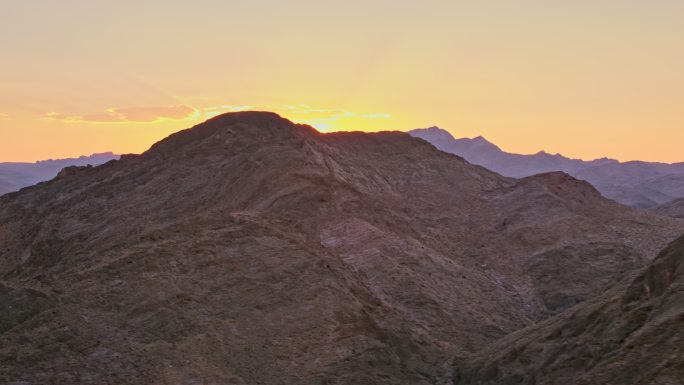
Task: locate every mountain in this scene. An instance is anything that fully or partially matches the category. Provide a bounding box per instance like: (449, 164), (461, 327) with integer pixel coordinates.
(0, 153), (119, 196)
(652, 198), (684, 219)
(409, 127), (684, 208)
(1, 112), (682, 384)
(454, 233), (684, 385)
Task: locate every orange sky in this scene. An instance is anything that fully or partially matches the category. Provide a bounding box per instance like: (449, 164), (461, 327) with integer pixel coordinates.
(1, 1), (683, 163)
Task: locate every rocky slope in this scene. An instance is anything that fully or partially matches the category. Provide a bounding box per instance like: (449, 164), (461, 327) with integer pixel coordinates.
(1, 112), (682, 384)
(409, 127), (684, 208)
(652, 198), (684, 219)
(453, 233), (684, 385)
(0, 153), (118, 196)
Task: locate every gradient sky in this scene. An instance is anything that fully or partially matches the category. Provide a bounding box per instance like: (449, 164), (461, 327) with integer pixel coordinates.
(1, 1), (683, 163)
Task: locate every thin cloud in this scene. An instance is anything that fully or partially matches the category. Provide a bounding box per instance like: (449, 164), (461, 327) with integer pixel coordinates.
(360, 113), (391, 119)
(46, 105), (197, 123)
(0, 113), (9, 120)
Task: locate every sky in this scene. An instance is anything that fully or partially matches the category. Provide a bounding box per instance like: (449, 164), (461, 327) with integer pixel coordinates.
(1, 0), (683, 163)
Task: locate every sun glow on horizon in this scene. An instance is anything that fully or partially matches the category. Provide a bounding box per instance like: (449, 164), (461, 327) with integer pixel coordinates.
(1, 1), (683, 163)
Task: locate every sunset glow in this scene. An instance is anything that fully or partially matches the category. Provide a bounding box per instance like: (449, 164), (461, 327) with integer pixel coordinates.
(1, 1), (683, 162)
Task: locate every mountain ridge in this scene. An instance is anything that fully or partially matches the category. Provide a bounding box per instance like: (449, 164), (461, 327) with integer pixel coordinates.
(454, 232), (684, 385)
(0, 152), (119, 196)
(409, 126), (684, 208)
(1, 112), (682, 384)
(652, 198), (684, 219)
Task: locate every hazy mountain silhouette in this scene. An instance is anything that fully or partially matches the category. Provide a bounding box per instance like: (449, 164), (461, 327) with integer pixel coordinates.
(455, 233), (684, 385)
(0, 153), (119, 196)
(409, 127), (684, 208)
(1, 112), (682, 384)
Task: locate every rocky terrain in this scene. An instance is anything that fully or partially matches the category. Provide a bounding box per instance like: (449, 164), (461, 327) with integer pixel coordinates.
(454, 233), (684, 385)
(0, 153), (118, 196)
(1, 112), (682, 384)
(410, 127), (684, 208)
(653, 198), (684, 219)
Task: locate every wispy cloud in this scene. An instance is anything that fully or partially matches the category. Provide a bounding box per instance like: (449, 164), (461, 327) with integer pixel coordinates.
(0, 113), (9, 120)
(359, 113), (391, 119)
(46, 105), (198, 123)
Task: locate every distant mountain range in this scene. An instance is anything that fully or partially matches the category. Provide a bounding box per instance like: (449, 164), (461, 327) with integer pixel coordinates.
(0, 153), (119, 196)
(4, 129), (684, 212)
(409, 127), (684, 209)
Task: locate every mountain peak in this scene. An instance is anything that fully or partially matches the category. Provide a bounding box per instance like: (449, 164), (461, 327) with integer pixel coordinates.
(409, 126), (457, 142)
(204, 110), (292, 126)
(146, 111), (316, 158)
(407, 127), (503, 159)
(470, 135), (499, 149)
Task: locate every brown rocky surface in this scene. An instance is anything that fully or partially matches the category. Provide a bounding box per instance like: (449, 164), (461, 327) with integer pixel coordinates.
(653, 198), (684, 219)
(0, 112), (682, 384)
(453, 233), (684, 385)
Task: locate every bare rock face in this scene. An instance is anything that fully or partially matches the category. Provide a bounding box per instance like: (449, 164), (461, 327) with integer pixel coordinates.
(0, 112), (682, 384)
(0, 283), (56, 333)
(453, 234), (684, 385)
(524, 242), (642, 316)
(652, 198), (684, 219)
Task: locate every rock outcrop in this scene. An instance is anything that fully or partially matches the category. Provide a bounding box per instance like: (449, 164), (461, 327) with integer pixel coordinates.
(454, 233), (684, 385)
(652, 198), (684, 219)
